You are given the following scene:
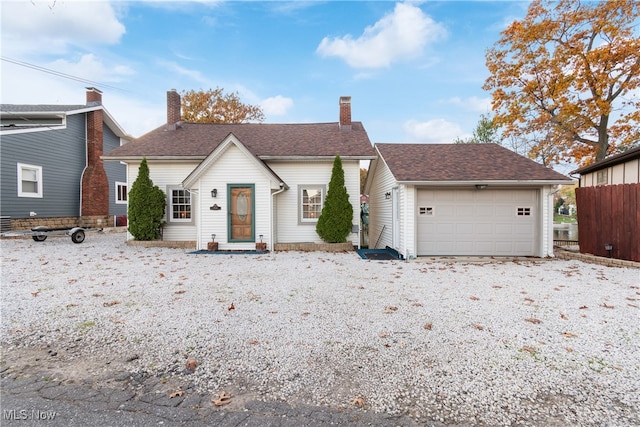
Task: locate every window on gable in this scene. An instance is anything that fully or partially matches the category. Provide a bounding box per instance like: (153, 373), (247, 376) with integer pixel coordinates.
(300, 186), (324, 223)
(116, 182), (127, 204)
(17, 163), (43, 198)
(168, 187), (192, 223)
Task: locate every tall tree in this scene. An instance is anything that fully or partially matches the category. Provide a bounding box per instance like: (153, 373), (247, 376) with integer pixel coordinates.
(455, 114), (500, 144)
(181, 87), (265, 123)
(316, 155), (353, 243)
(484, 0), (640, 165)
(128, 158), (166, 240)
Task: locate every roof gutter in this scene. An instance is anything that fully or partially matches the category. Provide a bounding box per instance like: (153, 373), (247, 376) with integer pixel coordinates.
(396, 180), (573, 186)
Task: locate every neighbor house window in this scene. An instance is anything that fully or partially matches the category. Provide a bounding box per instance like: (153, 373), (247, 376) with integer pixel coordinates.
(168, 187), (192, 223)
(596, 170), (608, 185)
(116, 182), (127, 204)
(299, 186), (324, 223)
(17, 163), (43, 198)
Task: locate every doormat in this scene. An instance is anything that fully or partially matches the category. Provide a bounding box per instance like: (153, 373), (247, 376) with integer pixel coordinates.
(188, 250), (268, 255)
(356, 247), (400, 260)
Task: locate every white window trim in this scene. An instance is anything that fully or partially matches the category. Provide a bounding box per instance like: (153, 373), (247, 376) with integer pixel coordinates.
(299, 185), (325, 224)
(168, 186), (193, 224)
(17, 163), (43, 198)
(115, 181), (127, 204)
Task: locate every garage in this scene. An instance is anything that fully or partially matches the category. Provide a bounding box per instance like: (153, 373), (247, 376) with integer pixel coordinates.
(416, 188), (538, 256)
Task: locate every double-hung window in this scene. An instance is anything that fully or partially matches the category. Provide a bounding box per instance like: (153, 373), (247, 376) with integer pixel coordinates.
(116, 182), (127, 204)
(168, 187), (192, 223)
(17, 163), (43, 198)
(299, 185), (324, 223)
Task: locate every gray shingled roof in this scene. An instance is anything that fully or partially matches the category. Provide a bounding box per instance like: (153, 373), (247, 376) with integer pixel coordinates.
(376, 143), (571, 182)
(104, 121), (376, 159)
(0, 104), (87, 113)
(572, 145), (640, 175)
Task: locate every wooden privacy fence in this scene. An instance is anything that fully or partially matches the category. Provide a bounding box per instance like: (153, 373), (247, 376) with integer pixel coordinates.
(575, 183), (639, 262)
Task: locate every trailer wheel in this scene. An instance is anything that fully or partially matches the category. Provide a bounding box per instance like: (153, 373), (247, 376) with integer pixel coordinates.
(32, 235), (47, 242)
(71, 229), (85, 244)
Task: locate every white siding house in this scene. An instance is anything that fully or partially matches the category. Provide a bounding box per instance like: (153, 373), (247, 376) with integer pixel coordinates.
(104, 92), (375, 251)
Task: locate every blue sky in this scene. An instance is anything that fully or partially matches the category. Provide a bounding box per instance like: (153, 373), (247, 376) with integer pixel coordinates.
(1, 1), (530, 144)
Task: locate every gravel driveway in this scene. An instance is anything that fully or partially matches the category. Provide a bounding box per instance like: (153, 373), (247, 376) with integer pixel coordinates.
(1, 232), (639, 425)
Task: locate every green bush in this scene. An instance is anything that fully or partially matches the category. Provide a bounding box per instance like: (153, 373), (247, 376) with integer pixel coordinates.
(316, 155), (353, 243)
(127, 158), (166, 240)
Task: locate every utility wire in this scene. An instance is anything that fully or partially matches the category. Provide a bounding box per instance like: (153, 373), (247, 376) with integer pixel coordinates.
(1, 56), (129, 93)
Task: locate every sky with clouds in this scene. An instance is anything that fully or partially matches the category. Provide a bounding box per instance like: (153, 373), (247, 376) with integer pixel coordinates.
(1, 0), (530, 145)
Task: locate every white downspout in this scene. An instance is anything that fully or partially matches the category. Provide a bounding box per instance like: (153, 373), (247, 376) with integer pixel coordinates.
(271, 184), (286, 251)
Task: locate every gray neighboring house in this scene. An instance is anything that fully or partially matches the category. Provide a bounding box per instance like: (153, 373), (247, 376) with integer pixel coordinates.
(0, 88), (130, 231)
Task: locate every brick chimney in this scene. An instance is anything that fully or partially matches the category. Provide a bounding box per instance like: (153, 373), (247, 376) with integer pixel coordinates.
(167, 89), (181, 130)
(81, 87), (109, 217)
(339, 96), (351, 131)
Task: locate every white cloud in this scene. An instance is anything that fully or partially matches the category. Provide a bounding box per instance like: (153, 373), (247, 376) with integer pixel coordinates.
(403, 118), (469, 143)
(316, 2), (446, 69)
(0, 1), (125, 56)
(49, 54), (134, 83)
(447, 96), (492, 113)
(261, 95), (294, 116)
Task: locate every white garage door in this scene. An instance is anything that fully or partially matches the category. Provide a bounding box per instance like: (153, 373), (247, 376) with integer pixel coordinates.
(417, 189), (538, 256)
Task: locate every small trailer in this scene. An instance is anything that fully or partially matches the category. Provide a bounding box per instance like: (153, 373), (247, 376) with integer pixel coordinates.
(1, 226), (102, 243)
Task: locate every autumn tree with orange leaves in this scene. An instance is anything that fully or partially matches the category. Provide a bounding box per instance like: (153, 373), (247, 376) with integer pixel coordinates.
(181, 88), (265, 123)
(484, 0), (640, 166)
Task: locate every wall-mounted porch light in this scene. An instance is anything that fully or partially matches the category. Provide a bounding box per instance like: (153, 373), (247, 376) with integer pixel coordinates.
(211, 188), (218, 198)
(604, 243), (613, 258)
(211, 234), (216, 242)
(385, 192), (391, 199)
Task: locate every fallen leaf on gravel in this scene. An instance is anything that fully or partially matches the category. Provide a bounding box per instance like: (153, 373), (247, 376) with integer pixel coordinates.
(248, 340), (260, 345)
(212, 391), (232, 406)
(383, 343), (391, 348)
(469, 296), (480, 301)
(602, 303), (615, 309)
(472, 324), (484, 331)
(524, 297), (535, 303)
(185, 358), (198, 371)
(628, 304), (638, 308)
(423, 323), (432, 330)
(411, 302), (423, 307)
(566, 347), (573, 352)
(520, 346), (537, 354)
(301, 312), (310, 317)
(554, 287), (561, 291)
(31, 291), (40, 297)
(525, 318), (542, 324)
(492, 285), (502, 289)
(579, 305), (588, 309)
(228, 302), (235, 311)
(174, 290), (185, 294)
(352, 397), (365, 407)
(378, 332), (389, 338)
(563, 332), (578, 338)
(560, 313), (568, 320)
(159, 273), (165, 278)
(169, 388), (184, 398)
(10, 328), (23, 334)
(92, 293), (104, 298)
(103, 301), (120, 307)
(384, 306), (398, 313)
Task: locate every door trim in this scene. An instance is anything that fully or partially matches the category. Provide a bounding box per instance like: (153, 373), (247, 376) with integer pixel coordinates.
(227, 184), (255, 242)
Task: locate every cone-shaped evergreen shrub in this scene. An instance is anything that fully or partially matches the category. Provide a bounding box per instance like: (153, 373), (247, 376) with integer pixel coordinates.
(127, 158), (167, 240)
(316, 155), (353, 243)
